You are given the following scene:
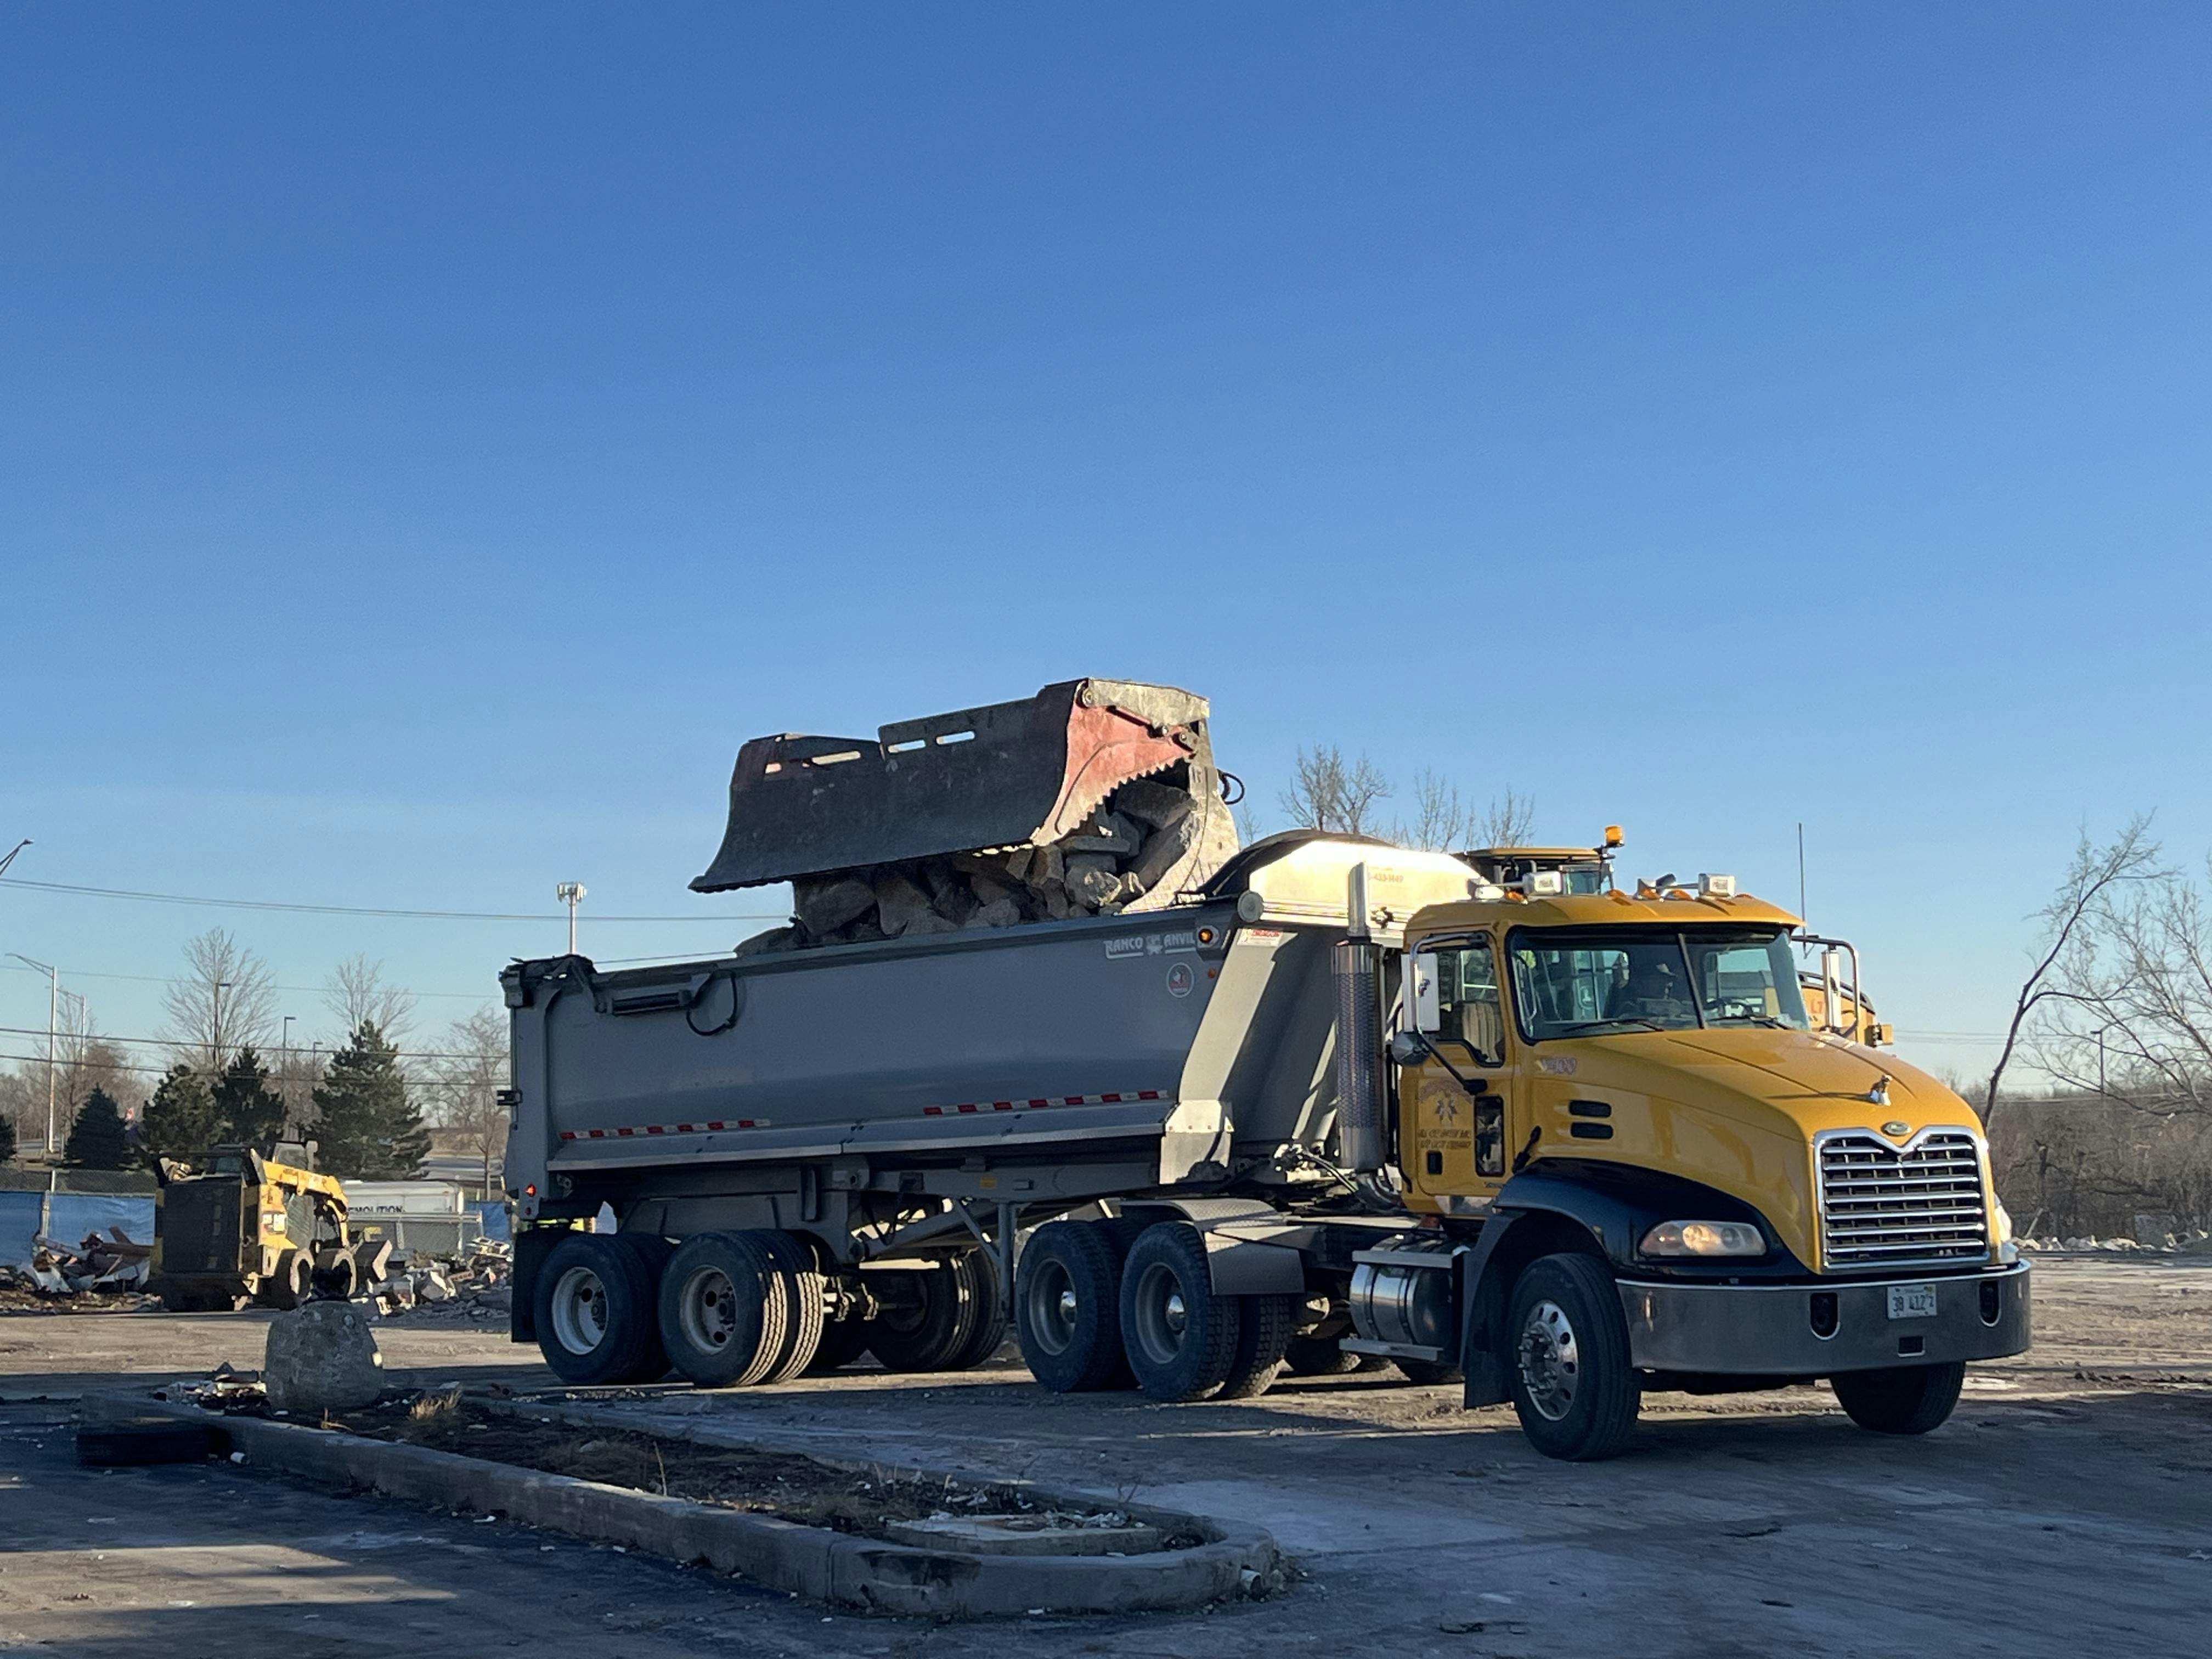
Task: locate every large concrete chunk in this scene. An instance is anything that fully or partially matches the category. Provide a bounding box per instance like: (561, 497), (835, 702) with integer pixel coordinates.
(263, 1301), (385, 1413)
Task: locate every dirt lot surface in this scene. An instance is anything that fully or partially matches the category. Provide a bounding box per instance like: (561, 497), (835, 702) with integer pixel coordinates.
(2, 1255), (2209, 1657)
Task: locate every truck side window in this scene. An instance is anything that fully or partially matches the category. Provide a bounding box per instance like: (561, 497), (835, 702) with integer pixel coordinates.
(1436, 938), (1505, 1066)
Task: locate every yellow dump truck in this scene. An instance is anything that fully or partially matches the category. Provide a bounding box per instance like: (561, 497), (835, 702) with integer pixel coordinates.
(501, 680), (2025, 1459)
(151, 1143), (375, 1312)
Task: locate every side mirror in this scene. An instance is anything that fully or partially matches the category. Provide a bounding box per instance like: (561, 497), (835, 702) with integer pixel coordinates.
(1406, 951), (1441, 1033)
(1866, 1022), (1893, 1047)
(1388, 1030), (1427, 1067)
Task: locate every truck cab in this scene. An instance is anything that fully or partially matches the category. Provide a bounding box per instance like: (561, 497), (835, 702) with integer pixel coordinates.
(1374, 878), (2029, 1456)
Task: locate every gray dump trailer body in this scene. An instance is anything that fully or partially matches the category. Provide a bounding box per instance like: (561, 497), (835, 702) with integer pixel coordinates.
(504, 837), (1478, 1253)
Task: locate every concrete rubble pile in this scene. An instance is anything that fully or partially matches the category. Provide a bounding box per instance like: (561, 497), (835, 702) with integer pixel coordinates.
(368, 1239), (513, 1322)
(744, 775), (1239, 953)
(705, 680), (1242, 956)
(1, 1228), (153, 1296)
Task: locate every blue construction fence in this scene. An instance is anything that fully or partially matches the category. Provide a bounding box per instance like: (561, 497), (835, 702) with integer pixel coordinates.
(3, 1191), (509, 1266)
(0, 1190), (158, 1267)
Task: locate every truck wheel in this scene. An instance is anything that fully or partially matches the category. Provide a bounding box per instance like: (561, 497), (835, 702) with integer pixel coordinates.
(1506, 1254), (1640, 1462)
(264, 1250), (312, 1311)
(1284, 1336), (1361, 1376)
(658, 1232), (786, 1388)
(742, 1231), (826, 1384)
(1831, 1362), (1966, 1435)
(808, 1312), (874, 1372)
(1119, 1222), (1243, 1403)
(1216, 1293), (1296, 1400)
(1017, 1222), (1128, 1391)
(1396, 1358), (1465, 1387)
(538, 1232), (669, 1386)
(866, 1261), (973, 1372)
(944, 1252), (1008, 1370)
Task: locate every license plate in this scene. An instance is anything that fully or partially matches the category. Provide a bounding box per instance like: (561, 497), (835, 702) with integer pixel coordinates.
(1887, 1283), (1938, 1320)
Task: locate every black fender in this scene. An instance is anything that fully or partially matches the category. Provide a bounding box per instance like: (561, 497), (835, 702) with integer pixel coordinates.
(1455, 1160), (1804, 1407)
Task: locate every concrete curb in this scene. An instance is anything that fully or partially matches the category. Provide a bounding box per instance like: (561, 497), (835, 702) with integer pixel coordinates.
(84, 1393), (1277, 1617)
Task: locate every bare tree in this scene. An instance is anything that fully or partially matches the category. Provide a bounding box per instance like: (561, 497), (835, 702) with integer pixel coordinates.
(1474, 788), (1538, 849)
(161, 929), (279, 1069)
(52, 998), (133, 1125)
(423, 1006), (509, 1190)
(2029, 848), (2212, 1119)
(1277, 746), (1393, 837)
(1394, 770), (1469, 852)
(1985, 817), (2162, 1126)
(323, 956), (417, 1049)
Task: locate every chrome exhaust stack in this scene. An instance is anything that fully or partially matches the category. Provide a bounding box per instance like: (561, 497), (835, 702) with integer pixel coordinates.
(1333, 862), (1385, 1175)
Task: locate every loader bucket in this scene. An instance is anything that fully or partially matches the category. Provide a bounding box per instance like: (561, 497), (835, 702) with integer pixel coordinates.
(691, 679), (1217, 891)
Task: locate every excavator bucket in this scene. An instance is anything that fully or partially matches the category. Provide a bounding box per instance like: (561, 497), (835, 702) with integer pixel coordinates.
(692, 679), (1218, 891)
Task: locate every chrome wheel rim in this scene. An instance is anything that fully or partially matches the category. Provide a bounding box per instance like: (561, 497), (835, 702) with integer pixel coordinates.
(549, 1265), (610, 1356)
(677, 1266), (740, 1352)
(1131, 1262), (1189, 1365)
(1516, 1299), (1580, 1421)
(1024, 1260), (1080, 1356)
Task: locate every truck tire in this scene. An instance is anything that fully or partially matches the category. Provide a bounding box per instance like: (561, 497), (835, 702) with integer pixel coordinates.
(1119, 1222), (1243, 1403)
(1831, 1362), (1966, 1435)
(1017, 1222), (1129, 1392)
(1216, 1293), (1296, 1400)
(1396, 1358), (1465, 1387)
(866, 1261), (976, 1373)
(538, 1232), (669, 1386)
(944, 1251), (1008, 1370)
(263, 1249), (312, 1311)
(658, 1232), (786, 1388)
(742, 1231), (826, 1384)
(808, 1312), (875, 1372)
(1284, 1335), (1361, 1376)
(1506, 1253), (1640, 1461)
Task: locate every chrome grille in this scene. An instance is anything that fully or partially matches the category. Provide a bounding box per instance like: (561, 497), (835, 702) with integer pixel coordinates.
(1816, 1129), (1988, 1268)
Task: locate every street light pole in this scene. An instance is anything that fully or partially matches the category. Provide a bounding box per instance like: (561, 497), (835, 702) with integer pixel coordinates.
(6, 953), (58, 1178)
(0, 839), (28, 878)
(556, 882), (586, 957)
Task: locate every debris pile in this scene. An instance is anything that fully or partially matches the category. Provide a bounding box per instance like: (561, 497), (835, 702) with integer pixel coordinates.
(744, 773), (1238, 953)
(1, 1228), (153, 1297)
(155, 1361), (270, 1415)
(369, 1240), (513, 1322)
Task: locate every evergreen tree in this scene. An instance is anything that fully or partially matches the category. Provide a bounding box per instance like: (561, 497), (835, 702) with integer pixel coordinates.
(63, 1087), (132, 1170)
(0, 1111), (16, 1164)
(139, 1064), (221, 1164)
(212, 1047), (289, 1148)
(313, 1022), (428, 1180)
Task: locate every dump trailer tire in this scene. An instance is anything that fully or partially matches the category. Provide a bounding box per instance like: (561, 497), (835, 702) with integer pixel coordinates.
(944, 1251), (1008, 1370)
(1216, 1293), (1297, 1400)
(1831, 1362), (1966, 1435)
(808, 1312), (875, 1372)
(1119, 1222), (1243, 1403)
(1505, 1253), (1640, 1462)
(865, 1261), (976, 1373)
(535, 1232), (667, 1386)
(744, 1231), (826, 1384)
(658, 1232), (785, 1389)
(1017, 1222), (1129, 1392)
(263, 1249), (312, 1311)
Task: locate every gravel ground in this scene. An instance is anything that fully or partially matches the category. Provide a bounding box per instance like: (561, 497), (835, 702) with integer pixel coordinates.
(2, 1255), (2208, 1657)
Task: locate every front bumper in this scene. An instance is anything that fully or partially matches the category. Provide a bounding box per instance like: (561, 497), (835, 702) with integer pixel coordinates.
(1617, 1261), (2031, 1376)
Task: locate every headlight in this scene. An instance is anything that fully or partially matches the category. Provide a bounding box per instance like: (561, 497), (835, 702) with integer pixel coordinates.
(1640, 1220), (1765, 1258)
(1993, 1199), (2014, 1246)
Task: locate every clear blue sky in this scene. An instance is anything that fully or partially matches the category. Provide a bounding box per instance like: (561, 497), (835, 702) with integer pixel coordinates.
(4, 3), (2208, 1092)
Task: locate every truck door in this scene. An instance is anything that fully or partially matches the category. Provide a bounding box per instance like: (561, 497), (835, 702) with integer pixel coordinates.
(1403, 934), (1513, 1204)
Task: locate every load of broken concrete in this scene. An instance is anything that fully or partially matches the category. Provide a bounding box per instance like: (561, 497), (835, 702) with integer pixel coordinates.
(692, 679), (1242, 953)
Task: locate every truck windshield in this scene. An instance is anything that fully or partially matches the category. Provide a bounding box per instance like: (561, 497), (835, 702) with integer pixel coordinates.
(1506, 928), (1809, 1040)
